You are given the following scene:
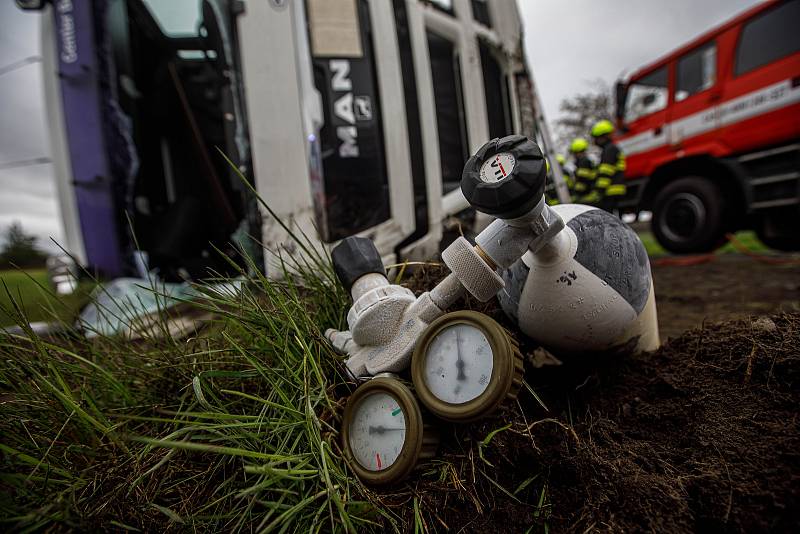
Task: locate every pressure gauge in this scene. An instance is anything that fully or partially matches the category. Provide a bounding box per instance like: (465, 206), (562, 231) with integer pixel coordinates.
(411, 311), (524, 422)
(341, 376), (438, 486)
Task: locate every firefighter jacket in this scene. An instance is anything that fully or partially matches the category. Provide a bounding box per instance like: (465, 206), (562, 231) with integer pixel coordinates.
(573, 154), (598, 204)
(596, 143), (627, 199)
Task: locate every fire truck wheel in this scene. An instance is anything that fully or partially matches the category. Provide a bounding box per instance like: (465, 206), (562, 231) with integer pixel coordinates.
(652, 177), (726, 254)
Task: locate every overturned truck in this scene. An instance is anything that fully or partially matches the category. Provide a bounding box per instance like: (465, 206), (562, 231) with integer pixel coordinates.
(24, 0), (548, 280)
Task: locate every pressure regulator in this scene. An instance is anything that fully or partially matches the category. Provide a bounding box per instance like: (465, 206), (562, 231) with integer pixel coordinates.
(341, 312), (524, 485)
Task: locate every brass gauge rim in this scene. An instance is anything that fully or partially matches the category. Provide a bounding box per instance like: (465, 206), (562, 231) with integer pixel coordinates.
(411, 311), (524, 422)
(341, 377), (436, 486)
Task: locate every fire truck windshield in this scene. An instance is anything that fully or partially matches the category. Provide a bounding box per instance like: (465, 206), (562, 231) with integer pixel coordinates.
(623, 67), (668, 123)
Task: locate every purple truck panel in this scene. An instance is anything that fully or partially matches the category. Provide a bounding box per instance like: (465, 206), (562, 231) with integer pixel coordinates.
(53, 0), (124, 277)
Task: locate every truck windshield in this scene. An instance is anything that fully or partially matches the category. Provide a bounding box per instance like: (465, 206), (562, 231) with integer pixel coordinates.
(624, 67), (668, 123)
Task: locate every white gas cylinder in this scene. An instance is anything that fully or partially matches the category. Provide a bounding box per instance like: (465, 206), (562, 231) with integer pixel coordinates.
(498, 203), (660, 355)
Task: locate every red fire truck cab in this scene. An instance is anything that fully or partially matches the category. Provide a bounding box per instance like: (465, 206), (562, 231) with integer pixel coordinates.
(613, 0), (800, 253)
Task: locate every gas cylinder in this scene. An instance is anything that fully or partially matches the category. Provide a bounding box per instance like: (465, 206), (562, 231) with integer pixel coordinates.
(497, 203), (660, 355)
(459, 135), (660, 356)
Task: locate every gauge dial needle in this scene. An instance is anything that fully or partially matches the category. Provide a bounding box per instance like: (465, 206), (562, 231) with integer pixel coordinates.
(455, 329), (466, 381)
(368, 426), (404, 435)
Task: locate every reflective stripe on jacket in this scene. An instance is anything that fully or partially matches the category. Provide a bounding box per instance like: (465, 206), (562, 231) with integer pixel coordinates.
(573, 155), (595, 196)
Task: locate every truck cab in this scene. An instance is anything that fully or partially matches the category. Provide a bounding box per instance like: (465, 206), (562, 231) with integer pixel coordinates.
(613, 0), (800, 253)
(26, 0), (538, 280)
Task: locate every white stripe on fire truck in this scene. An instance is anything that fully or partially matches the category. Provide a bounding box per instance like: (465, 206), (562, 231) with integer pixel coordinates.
(618, 78), (800, 157)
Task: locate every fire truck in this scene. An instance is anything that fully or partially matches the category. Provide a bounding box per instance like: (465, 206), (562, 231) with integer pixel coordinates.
(613, 0), (800, 253)
(18, 0), (567, 281)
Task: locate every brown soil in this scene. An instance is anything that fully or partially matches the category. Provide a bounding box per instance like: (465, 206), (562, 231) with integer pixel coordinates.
(652, 254), (800, 339)
(376, 256), (800, 532)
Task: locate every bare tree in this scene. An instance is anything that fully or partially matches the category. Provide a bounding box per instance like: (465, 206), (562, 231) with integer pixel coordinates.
(553, 79), (613, 155)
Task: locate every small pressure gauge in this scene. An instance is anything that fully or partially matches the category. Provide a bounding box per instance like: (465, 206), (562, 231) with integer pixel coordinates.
(411, 311), (524, 422)
(341, 376), (438, 486)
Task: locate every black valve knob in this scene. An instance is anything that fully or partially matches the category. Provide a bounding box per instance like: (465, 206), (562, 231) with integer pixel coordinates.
(460, 135), (547, 219)
(331, 236), (386, 292)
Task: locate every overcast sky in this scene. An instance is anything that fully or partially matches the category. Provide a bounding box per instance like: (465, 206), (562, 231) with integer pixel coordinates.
(0, 2), (58, 251)
(0, 0), (761, 251)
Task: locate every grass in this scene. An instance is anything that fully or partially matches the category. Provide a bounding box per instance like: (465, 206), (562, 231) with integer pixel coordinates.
(637, 230), (768, 257)
(0, 250), (555, 532)
(0, 253), (564, 532)
(0, 270), (90, 327)
(0, 155), (389, 532)
(0, 235), (381, 531)
(0, 228), (552, 531)
(0, 150), (487, 531)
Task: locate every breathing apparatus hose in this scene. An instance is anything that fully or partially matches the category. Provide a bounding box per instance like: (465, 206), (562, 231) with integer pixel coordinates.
(650, 234), (800, 267)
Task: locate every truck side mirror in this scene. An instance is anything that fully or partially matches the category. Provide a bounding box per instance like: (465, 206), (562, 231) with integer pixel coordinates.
(614, 81), (630, 132)
(614, 81), (627, 120)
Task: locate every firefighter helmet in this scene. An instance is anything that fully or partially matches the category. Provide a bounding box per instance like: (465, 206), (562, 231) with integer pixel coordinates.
(569, 138), (589, 153)
(591, 119), (615, 137)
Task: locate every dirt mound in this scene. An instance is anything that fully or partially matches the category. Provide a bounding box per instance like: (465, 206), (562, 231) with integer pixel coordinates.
(378, 267), (799, 531)
(519, 313), (800, 532)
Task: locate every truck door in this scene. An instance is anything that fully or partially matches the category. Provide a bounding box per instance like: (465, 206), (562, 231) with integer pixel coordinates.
(669, 39), (721, 152)
(718, 0), (800, 154)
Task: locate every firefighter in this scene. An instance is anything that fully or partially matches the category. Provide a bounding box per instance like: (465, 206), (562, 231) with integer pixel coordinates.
(590, 119), (627, 211)
(569, 137), (599, 205)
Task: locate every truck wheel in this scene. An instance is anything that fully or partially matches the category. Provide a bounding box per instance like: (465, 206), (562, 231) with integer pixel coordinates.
(756, 209), (800, 251)
(651, 177), (726, 254)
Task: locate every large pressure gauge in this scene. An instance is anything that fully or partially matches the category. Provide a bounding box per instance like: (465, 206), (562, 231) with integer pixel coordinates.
(341, 376), (438, 486)
(411, 311), (524, 422)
